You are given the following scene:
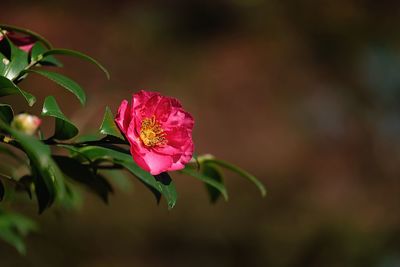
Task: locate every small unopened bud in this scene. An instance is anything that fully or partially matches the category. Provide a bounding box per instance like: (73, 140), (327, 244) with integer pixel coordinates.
(195, 154), (215, 164)
(11, 113), (41, 135)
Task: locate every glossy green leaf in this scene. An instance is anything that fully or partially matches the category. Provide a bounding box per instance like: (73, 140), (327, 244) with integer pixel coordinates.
(0, 104), (13, 124)
(0, 118), (66, 213)
(0, 24), (52, 49)
(63, 145), (177, 208)
(32, 167), (55, 213)
(202, 162), (224, 203)
(31, 42), (62, 67)
(0, 76), (36, 106)
(43, 49), (110, 80)
(57, 183), (83, 209)
(0, 209), (37, 254)
(30, 42), (46, 61)
(15, 175), (33, 200)
(99, 107), (125, 140)
(203, 158), (266, 197)
(180, 165), (228, 201)
(74, 134), (103, 143)
(154, 172), (177, 209)
(2, 37), (29, 80)
(25, 70), (86, 105)
(42, 96), (79, 140)
(0, 52), (7, 74)
(53, 155), (113, 203)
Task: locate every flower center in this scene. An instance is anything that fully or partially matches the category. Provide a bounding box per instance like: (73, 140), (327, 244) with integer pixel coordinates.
(140, 116), (167, 147)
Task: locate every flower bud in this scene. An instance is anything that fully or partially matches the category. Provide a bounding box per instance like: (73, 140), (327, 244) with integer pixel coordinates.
(196, 154), (215, 163)
(11, 113), (41, 135)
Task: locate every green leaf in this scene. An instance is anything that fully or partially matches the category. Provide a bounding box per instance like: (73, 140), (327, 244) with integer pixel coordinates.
(0, 52), (7, 74)
(30, 42), (46, 61)
(74, 133), (103, 143)
(202, 162), (224, 203)
(32, 167), (55, 213)
(15, 175), (33, 200)
(31, 42), (62, 67)
(63, 145), (177, 208)
(0, 118), (66, 213)
(59, 183), (83, 210)
(0, 76), (36, 106)
(43, 49), (110, 80)
(0, 24), (52, 49)
(180, 165), (228, 201)
(1, 37), (29, 80)
(99, 107), (125, 140)
(42, 96), (79, 140)
(0, 228), (26, 254)
(53, 155), (113, 203)
(0, 104), (13, 124)
(154, 172), (177, 209)
(25, 69), (86, 105)
(203, 158), (266, 197)
(0, 209), (37, 254)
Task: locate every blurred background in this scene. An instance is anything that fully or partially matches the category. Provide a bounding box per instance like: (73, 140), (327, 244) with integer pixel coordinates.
(2, 0), (400, 266)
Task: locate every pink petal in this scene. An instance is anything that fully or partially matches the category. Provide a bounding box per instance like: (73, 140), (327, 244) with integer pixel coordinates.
(170, 97), (183, 108)
(141, 94), (162, 118)
(132, 90), (160, 113)
(153, 127), (190, 155)
(18, 44), (34, 52)
(155, 97), (172, 122)
(166, 126), (192, 147)
(115, 99), (131, 133)
(7, 32), (36, 52)
(132, 149), (174, 175)
(126, 117), (142, 148)
(130, 146), (151, 173)
(169, 140), (194, 171)
(163, 108), (194, 130)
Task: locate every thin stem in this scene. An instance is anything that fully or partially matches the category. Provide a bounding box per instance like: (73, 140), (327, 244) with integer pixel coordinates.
(13, 60), (41, 83)
(83, 164), (123, 170)
(43, 137), (129, 147)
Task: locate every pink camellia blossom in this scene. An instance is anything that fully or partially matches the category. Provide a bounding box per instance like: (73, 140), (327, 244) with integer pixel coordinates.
(0, 30), (36, 52)
(115, 90), (194, 175)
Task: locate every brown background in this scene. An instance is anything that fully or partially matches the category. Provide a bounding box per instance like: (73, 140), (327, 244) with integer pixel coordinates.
(1, 0), (400, 266)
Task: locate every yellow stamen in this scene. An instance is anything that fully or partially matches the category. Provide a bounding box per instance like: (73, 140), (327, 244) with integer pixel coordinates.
(140, 116), (167, 147)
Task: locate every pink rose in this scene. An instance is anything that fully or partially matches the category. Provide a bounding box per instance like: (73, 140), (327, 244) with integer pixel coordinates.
(0, 31), (36, 52)
(115, 90), (194, 175)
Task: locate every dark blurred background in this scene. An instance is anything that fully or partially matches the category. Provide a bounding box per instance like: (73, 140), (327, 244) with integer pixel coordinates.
(2, 0), (400, 266)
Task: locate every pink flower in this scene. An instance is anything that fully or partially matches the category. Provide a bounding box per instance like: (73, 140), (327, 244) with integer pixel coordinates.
(115, 90), (194, 175)
(0, 31), (36, 52)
